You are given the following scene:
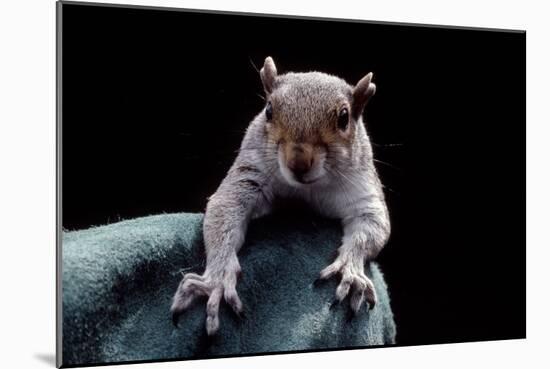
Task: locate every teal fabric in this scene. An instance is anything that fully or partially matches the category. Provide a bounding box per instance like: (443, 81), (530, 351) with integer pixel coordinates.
(62, 213), (396, 366)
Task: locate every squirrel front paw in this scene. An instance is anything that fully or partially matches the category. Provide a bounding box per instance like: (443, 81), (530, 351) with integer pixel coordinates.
(318, 248), (377, 313)
(171, 261), (243, 335)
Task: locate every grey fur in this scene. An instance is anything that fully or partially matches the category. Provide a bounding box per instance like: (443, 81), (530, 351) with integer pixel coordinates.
(171, 57), (391, 335)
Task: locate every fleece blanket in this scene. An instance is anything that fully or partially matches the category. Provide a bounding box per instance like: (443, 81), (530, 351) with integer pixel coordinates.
(61, 213), (395, 366)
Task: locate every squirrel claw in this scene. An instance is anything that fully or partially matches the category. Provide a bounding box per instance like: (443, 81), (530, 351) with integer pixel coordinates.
(320, 254), (378, 314)
(233, 309), (246, 321)
(346, 308), (356, 323)
(313, 277), (325, 288)
(172, 311), (180, 328)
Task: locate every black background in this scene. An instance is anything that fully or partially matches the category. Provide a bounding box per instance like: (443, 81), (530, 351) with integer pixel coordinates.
(61, 2), (526, 347)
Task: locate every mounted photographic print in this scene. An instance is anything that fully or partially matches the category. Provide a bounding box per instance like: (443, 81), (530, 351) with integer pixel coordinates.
(56, 1), (526, 367)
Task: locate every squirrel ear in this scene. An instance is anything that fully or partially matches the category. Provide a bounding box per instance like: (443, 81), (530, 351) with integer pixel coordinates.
(260, 56), (278, 94)
(352, 72), (376, 118)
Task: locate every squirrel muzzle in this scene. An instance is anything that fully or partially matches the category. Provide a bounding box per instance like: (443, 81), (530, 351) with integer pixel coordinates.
(284, 143), (315, 183)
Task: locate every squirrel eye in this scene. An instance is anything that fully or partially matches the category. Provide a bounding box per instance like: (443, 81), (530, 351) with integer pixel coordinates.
(337, 107), (349, 131)
(265, 102), (273, 121)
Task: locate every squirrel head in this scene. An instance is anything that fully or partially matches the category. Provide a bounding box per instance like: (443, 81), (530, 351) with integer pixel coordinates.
(259, 56), (376, 187)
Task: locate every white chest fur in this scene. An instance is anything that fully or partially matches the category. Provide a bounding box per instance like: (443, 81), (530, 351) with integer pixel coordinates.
(268, 172), (372, 221)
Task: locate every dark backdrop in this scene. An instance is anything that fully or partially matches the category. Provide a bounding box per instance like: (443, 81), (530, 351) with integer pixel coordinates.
(61, 2), (526, 347)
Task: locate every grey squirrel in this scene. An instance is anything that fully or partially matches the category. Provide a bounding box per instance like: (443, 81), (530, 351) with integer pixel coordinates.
(171, 57), (391, 335)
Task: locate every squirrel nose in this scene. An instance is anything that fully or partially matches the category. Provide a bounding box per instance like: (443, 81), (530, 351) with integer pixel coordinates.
(287, 158), (312, 181)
